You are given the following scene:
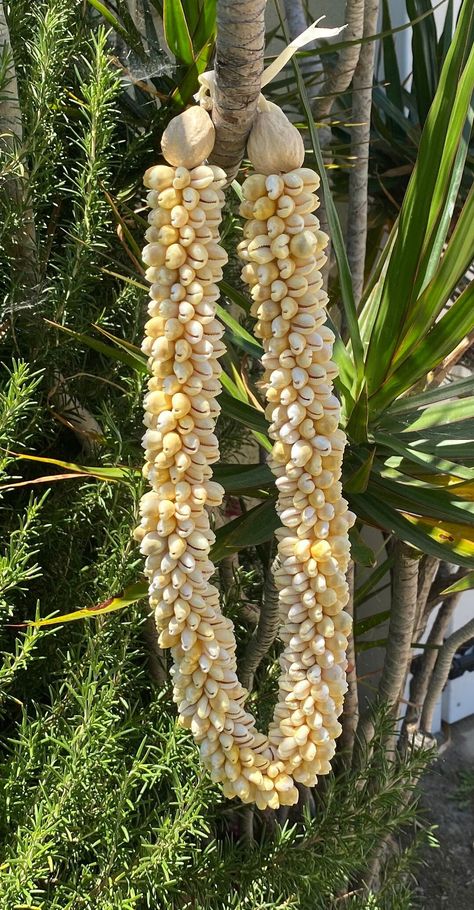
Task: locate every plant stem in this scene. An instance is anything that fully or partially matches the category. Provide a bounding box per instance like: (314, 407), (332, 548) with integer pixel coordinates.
(404, 594), (460, 732)
(239, 553), (280, 692)
(414, 556), (440, 638)
(314, 0), (365, 121)
(282, 0), (321, 101)
(0, 3), (22, 145)
(421, 615), (474, 733)
(346, 0), (380, 305)
(0, 2), (37, 285)
(354, 541), (418, 763)
(211, 0), (267, 180)
(338, 561), (358, 768)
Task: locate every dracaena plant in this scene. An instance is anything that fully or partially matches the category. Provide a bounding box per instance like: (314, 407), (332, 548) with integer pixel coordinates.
(25, 0), (474, 726)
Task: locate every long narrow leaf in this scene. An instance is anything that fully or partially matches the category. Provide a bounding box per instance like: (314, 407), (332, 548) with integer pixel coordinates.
(381, 0), (403, 113)
(385, 375), (474, 415)
(369, 471), (474, 525)
(45, 320), (147, 373)
(163, 0), (194, 63)
(351, 491), (474, 568)
(374, 431), (474, 481)
(216, 303), (262, 359)
(440, 569), (474, 596)
(211, 499), (279, 562)
(354, 554), (395, 608)
(379, 396), (474, 433)
(407, 0), (438, 123)
(213, 463), (274, 497)
(364, 1), (474, 393)
(220, 279), (252, 315)
(87, 0), (145, 58)
(219, 387), (269, 435)
(9, 452), (131, 482)
(372, 280), (474, 410)
(24, 581), (148, 627)
(393, 180), (474, 364)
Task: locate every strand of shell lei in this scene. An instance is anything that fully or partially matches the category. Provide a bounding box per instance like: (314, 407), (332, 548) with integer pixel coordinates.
(136, 106), (354, 811)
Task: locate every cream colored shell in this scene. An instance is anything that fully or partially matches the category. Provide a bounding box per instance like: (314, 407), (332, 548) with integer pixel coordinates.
(137, 139), (353, 808)
(247, 102), (305, 175)
(161, 106), (216, 169)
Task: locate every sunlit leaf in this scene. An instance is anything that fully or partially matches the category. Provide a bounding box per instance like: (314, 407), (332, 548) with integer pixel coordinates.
(163, 0), (194, 63)
(351, 491), (474, 568)
(364, 1), (474, 393)
(24, 581), (148, 627)
(374, 431), (474, 481)
(440, 570), (474, 596)
(9, 452), (132, 482)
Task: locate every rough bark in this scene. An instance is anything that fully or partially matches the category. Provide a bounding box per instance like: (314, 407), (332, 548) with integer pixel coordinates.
(0, 5), (22, 144)
(412, 556), (441, 643)
(421, 615), (474, 733)
(282, 0), (321, 97)
(239, 554), (280, 692)
(314, 0), (365, 121)
(338, 561), (358, 768)
(404, 595), (459, 732)
(144, 613), (167, 686)
(283, 0), (307, 39)
(0, 2), (37, 283)
(354, 542), (419, 764)
(346, 0), (380, 304)
(415, 558), (440, 625)
(211, 0), (267, 180)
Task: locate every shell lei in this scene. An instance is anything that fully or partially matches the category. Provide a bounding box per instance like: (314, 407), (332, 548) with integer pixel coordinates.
(137, 109), (354, 810)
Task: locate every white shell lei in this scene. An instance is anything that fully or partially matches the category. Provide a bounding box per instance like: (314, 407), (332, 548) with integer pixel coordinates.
(137, 145), (355, 811)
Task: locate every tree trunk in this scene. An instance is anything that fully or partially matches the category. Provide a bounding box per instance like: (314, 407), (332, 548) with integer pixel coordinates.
(239, 553), (280, 692)
(404, 594), (459, 732)
(414, 556), (440, 637)
(0, 2), (37, 284)
(283, 0), (307, 38)
(282, 0), (322, 103)
(354, 541), (419, 764)
(346, 0), (380, 304)
(421, 616), (474, 733)
(211, 0), (267, 180)
(337, 561), (358, 768)
(314, 0), (365, 121)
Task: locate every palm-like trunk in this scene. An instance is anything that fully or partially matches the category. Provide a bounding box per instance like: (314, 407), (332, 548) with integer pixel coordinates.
(337, 561), (358, 767)
(211, 0), (267, 180)
(0, 4), (22, 146)
(354, 542), (419, 764)
(0, 2), (37, 285)
(404, 594), (459, 733)
(346, 0), (380, 304)
(314, 0), (365, 122)
(421, 615), (474, 733)
(239, 553), (280, 692)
